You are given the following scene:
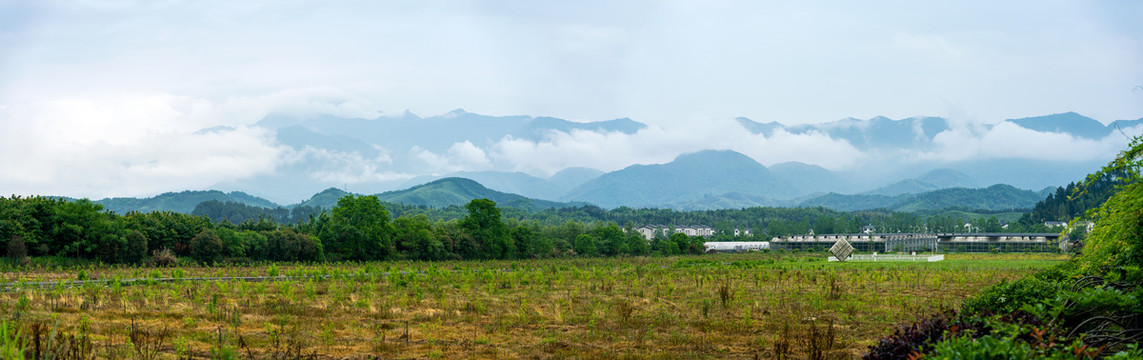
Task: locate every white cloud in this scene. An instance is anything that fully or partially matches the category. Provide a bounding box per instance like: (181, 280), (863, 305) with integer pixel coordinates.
(410, 140), (493, 174)
(291, 146), (411, 184)
(489, 118), (866, 177)
(921, 121), (1136, 163)
(0, 119), (286, 199)
(448, 141), (492, 167)
(0, 90), (382, 199)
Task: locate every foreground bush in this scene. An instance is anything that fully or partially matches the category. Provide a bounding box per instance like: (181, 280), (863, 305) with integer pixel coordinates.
(867, 136), (1143, 359)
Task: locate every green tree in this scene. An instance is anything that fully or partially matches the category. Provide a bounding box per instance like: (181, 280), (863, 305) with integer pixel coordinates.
(978, 216), (1003, 233)
(213, 227), (248, 258)
(461, 199), (512, 259)
(320, 195), (395, 261)
(261, 229), (323, 262)
(655, 237), (679, 255)
(593, 223), (627, 256)
(624, 223), (649, 256)
(395, 215), (444, 261)
(190, 228), (223, 263)
(6, 235), (26, 263)
(670, 233), (691, 255)
(123, 230), (149, 264)
(511, 225), (536, 258)
(573, 233), (597, 256)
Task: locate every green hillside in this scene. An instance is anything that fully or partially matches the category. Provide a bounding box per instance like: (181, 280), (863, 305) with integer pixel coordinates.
(293, 187), (353, 210)
(562, 150), (795, 208)
(376, 177), (575, 210)
(96, 190), (280, 214)
(801, 184), (1044, 212)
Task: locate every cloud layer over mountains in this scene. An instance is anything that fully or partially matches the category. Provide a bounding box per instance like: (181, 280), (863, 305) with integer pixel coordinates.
(4, 94), (1138, 204)
(2, 2), (1141, 203)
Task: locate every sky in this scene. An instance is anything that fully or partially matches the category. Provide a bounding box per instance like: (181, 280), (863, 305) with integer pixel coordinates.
(1, 1), (1142, 201)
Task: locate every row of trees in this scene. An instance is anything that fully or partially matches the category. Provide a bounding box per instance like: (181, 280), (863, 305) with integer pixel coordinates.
(204, 197), (1053, 238)
(6, 183), (1097, 265)
(1, 195), (713, 265)
(1017, 168), (1130, 227)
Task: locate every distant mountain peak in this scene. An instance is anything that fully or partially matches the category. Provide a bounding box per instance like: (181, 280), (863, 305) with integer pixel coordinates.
(444, 108), (470, 117)
(316, 187), (350, 196)
(735, 117), (784, 136)
(562, 149), (793, 208)
(671, 149), (762, 167)
(401, 109), (421, 119)
(1005, 112), (1107, 140)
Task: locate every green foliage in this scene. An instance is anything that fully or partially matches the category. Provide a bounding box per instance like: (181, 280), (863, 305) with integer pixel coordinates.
(929, 334), (1104, 360)
(573, 234), (597, 257)
(377, 178), (572, 210)
(461, 199), (513, 259)
(870, 137), (1143, 359)
(192, 199), (320, 226)
(98, 189), (278, 214)
(190, 229), (224, 264)
(802, 184), (1046, 212)
(123, 230), (149, 264)
(6, 235), (26, 263)
(592, 223), (626, 256)
(1076, 135), (1143, 274)
(655, 237), (679, 255)
(961, 276), (1061, 316)
(255, 229), (323, 262)
(320, 195), (395, 261)
(0, 320), (25, 360)
(1062, 286), (1141, 315)
(625, 223), (649, 256)
(1020, 168), (1128, 226)
(394, 215), (446, 261)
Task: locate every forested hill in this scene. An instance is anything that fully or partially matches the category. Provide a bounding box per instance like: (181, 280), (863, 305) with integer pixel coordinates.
(376, 177), (578, 210)
(89, 177), (1054, 217)
(561, 150), (794, 208)
(96, 190), (279, 214)
(800, 184), (1050, 212)
(1018, 167), (1131, 225)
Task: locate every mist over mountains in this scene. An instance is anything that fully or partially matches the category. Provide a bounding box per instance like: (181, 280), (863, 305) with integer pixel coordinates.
(201, 110), (1137, 208)
(75, 110), (1140, 213)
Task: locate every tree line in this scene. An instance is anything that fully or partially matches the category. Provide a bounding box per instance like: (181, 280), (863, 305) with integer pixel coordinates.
(1017, 168), (1129, 227)
(1, 195), (709, 265)
(4, 189), (1087, 266)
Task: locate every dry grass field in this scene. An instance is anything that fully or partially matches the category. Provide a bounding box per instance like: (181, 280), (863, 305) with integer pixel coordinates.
(0, 253), (1067, 359)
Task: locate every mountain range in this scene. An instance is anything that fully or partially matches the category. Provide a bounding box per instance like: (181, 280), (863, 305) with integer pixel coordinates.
(91, 174), (1052, 216)
(97, 110), (1143, 212)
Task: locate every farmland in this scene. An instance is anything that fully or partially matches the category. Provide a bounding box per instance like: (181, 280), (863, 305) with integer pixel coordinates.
(0, 252), (1066, 359)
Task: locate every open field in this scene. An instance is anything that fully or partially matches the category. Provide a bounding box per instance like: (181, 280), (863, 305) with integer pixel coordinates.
(0, 253), (1068, 359)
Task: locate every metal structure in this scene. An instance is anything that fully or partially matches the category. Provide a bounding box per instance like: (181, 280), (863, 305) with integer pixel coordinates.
(703, 241), (770, 252)
(829, 238), (854, 261)
(771, 233), (1062, 253)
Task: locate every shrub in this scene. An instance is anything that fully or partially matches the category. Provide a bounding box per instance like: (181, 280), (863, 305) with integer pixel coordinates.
(929, 332), (1113, 360)
(151, 248), (178, 267)
(961, 276), (1061, 316)
(1074, 135), (1143, 275)
(7, 235), (26, 263)
(864, 311), (960, 359)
